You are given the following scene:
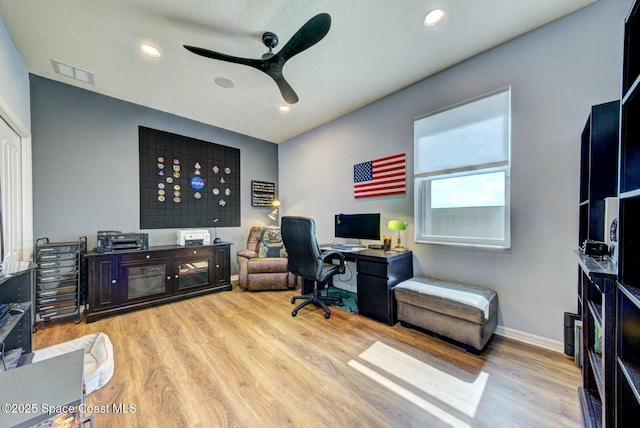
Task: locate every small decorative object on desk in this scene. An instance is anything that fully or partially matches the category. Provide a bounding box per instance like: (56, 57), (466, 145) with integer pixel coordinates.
(383, 235), (392, 250)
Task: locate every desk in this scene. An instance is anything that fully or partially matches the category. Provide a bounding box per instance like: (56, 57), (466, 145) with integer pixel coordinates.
(312, 248), (413, 325)
(0, 349), (85, 427)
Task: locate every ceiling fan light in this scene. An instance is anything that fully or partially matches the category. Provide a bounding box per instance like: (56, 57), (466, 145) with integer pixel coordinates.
(214, 77), (235, 89)
(424, 9), (445, 26)
(141, 44), (160, 57)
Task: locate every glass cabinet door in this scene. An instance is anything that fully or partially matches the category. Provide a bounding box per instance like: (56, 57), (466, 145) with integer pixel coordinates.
(120, 261), (172, 303)
(173, 248), (213, 293)
(175, 259), (211, 292)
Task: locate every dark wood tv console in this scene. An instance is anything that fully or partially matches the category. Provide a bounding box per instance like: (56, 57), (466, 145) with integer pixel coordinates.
(85, 243), (231, 322)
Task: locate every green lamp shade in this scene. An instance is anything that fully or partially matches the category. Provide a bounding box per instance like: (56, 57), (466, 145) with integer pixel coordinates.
(387, 220), (407, 231)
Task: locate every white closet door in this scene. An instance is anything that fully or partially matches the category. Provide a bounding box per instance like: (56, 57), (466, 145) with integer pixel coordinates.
(0, 116), (23, 262)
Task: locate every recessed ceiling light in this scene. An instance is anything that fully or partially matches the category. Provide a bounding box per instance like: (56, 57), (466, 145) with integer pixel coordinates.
(214, 77), (235, 89)
(424, 9), (445, 26)
(279, 105), (291, 113)
(141, 44), (160, 57)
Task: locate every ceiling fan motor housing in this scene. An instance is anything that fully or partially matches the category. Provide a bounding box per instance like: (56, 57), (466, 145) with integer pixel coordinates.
(262, 32), (279, 49)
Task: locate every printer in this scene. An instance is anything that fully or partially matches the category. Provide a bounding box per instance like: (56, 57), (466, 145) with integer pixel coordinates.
(96, 231), (149, 252)
(177, 229), (211, 247)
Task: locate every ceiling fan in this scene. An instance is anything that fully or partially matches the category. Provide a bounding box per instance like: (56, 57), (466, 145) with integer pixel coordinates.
(184, 13), (331, 104)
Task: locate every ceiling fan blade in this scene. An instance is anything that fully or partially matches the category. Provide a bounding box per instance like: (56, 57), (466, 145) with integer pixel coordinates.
(185, 43), (297, 102)
(275, 13), (331, 63)
(184, 13), (330, 104)
(269, 71), (299, 104)
(183, 45), (261, 69)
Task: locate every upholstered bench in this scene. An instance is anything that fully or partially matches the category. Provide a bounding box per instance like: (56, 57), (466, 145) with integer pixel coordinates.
(394, 276), (498, 352)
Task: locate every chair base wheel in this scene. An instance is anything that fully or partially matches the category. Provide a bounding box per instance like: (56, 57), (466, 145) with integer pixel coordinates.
(289, 287), (334, 319)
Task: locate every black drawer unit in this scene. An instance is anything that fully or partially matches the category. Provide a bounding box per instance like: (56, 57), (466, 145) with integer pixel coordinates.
(353, 250), (413, 325)
(35, 236), (87, 323)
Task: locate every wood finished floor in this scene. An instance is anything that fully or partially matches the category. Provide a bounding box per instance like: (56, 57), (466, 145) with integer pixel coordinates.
(33, 285), (582, 428)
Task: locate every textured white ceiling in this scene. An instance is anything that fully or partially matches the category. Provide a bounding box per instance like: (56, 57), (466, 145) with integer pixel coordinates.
(0, 0), (596, 143)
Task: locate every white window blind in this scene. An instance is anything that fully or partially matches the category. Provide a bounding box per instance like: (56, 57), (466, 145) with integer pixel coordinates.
(415, 89), (510, 176)
(413, 87), (511, 249)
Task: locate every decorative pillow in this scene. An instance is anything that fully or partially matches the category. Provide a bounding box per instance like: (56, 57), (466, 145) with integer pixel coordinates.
(258, 227), (286, 258)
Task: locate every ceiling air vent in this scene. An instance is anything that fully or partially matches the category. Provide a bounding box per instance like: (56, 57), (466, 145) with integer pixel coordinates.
(52, 59), (95, 84)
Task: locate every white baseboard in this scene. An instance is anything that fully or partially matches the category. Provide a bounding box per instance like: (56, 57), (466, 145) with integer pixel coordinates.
(228, 273), (565, 355)
(494, 325), (565, 354)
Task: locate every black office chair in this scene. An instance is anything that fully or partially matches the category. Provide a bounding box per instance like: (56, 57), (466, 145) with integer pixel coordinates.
(281, 216), (346, 319)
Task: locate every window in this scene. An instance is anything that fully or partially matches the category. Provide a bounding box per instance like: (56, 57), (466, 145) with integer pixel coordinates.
(414, 87), (511, 248)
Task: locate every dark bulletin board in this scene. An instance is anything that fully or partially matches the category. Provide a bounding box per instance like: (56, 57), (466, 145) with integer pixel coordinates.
(139, 126), (240, 229)
(251, 180), (276, 207)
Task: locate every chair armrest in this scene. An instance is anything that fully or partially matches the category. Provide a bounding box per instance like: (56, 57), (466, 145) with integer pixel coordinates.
(321, 250), (346, 274)
(237, 250), (258, 259)
(320, 249), (344, 261)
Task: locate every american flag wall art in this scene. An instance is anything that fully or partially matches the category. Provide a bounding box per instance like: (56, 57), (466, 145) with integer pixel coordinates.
(353, 153), (406, 198)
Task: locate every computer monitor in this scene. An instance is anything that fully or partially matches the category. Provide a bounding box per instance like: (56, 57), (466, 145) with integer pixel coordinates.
(335, 213), (381, 241)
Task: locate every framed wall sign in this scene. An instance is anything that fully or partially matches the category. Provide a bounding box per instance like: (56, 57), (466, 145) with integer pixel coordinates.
(251, 180), (275, 207)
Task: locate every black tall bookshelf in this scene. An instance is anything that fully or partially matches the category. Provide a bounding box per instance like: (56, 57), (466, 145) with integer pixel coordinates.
(616, 0), (640, 425)
(576, 100), (619, 428)
(579, 100), (620, 246)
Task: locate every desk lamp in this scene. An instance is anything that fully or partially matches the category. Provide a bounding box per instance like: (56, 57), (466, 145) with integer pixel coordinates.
(387, 220), (407, 249)
(268, 197), (281, 225)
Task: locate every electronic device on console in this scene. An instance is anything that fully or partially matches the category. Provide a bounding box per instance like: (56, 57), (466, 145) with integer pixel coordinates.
(177, 229), (211, 247)
(96, 231), (149, 252)
(582, 239), (609, 257)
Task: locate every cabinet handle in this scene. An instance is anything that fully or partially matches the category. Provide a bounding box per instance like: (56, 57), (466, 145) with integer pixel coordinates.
(216, 264), (220, 268)
(175, 274), (179, 279)
(145, 255), (150, 259)
(111, 279), (116, 284)
(167, 276), (171, 280)
(192, 250), (197, 254)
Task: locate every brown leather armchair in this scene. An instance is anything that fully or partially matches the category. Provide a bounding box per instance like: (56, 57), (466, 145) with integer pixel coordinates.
(237, 226), (297, 291)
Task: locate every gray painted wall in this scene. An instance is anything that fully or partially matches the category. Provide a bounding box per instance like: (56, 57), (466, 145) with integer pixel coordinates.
(30, 76), (279, 274)
(279, 0), (632, 342)
(0, 15), (29, 131)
